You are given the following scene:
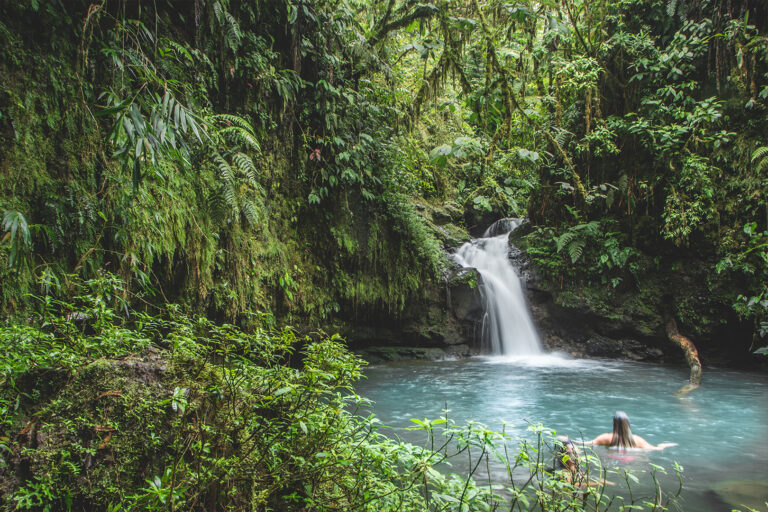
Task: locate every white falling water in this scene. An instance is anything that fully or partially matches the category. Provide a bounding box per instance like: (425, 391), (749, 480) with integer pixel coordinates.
(453, 219), (542, 355)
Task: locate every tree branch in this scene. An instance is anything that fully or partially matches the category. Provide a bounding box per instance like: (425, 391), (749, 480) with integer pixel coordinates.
(665, 316), (702, 395)
(368, 2), (438, 45)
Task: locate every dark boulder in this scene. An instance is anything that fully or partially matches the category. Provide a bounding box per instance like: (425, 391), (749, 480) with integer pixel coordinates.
(585, 336), (624, 358)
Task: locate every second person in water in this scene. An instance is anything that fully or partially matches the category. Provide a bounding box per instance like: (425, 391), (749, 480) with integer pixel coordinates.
(585, 411), (677, 451)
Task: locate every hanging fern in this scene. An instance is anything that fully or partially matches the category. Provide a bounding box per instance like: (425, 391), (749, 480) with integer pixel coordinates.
(208, 115), (265, 227)
(2, 210), (31, 270)
(213, 1), (242, 51)
(215, 154), (237, 197)
(752, 146), (768, 173)
(241, 199), (261, 226)
(573, 220), (601, 236)
(554, 128), (574, 149)
(567, 238), (586, 263)
(210, 114), (261, 152)
(555, 231), (577, 253)
(666, 0), (680, 18)
(232, 152), (259, 183)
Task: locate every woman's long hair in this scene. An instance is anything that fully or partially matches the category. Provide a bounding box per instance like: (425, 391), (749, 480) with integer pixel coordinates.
(610, 411), (637, 449)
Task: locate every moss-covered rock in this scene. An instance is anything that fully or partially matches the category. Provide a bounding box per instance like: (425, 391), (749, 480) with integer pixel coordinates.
(432, 222), (471, 249)
(3, 355), (177, 508)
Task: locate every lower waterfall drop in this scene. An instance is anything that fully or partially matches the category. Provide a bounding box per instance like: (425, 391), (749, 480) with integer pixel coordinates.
(453, 219), (542, 356)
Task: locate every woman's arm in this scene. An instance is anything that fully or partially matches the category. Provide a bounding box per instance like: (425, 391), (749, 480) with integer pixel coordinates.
(633, 435), (678, 450)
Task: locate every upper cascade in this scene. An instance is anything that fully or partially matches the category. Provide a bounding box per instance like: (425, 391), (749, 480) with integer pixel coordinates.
(482, 218), (524, 237)
(453, 218), (542, 356)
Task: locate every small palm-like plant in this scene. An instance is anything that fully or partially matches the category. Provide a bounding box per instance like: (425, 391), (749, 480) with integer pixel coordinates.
(2, 210), (31, 270)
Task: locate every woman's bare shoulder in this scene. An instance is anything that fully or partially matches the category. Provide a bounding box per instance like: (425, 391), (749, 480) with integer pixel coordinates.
(631, 435), (654, 449)
(586, 433), (613, 445)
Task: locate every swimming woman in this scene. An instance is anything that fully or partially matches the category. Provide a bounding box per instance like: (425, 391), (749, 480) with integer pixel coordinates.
(585, 411), (677, 451)
(554, 436), (579, 480)
(553, 436), (613, 487)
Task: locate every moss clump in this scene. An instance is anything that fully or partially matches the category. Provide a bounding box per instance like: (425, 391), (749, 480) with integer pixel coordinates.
(432, 222), (471, 249)
(552, 282), (664, 338)
(5, 357), (173, 507)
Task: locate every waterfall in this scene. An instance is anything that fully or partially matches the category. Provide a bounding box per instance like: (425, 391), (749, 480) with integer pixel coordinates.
(453, 219), (542, 356)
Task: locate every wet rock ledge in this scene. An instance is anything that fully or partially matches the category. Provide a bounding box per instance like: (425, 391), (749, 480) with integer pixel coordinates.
(351, 265), (485, 363)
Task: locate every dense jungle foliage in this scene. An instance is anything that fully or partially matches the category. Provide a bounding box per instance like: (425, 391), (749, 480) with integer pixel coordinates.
(1, 0), (767, 348)
(1, 0), (767, 509)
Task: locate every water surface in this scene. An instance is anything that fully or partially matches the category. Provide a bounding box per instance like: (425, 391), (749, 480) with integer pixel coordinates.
(355, 355), (768, 511)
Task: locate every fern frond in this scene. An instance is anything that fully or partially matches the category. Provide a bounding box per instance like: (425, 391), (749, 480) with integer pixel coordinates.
(214, 154), (235, 185)
(568, 239), (586, 263)
(166, 40), (194, 63)
(209, 114), (260, 152)
(220, 127), (260, 152)
(222, 181), (239, 211)
(556, 231), (577, 253)
(666, 0), (679, 17)
(751, 146), (768, 161)
(617, 174), (628, 191)
(210, 113), (251, 130)
(224, 12), (242, 47)
(206, 190), (227, 224)
(241, 199), (261, 226)
(213, 1), (225, 23)
(213, 2), (241, 49)
(752, 146), (768, 172)
(574, 221), (601, 235)
(554, 128), (574, 148)
(232, 152), (258, 182)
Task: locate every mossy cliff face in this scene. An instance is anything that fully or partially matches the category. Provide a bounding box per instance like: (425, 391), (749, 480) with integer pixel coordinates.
(350, 255), (485, 361)
(349, 269), (482, 362)
(345, 202), (485, 361)
(0, 2), (450, 338)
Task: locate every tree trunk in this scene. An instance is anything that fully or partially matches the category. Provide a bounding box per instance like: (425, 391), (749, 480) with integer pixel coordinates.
(665, 316), (702, 395)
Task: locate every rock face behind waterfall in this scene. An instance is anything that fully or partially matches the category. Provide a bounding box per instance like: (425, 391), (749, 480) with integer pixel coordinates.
(507, 221), (670, 361)
(350, 268), (485, 362)
(350, 203), (489, 362)
(352, 216), (677, 363)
